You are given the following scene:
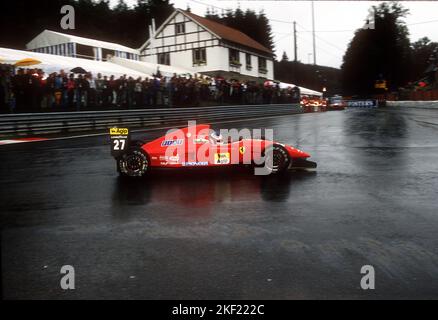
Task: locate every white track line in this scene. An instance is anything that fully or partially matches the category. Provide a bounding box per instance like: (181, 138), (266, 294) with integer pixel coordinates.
(0, 140), (28, 145)
(0, 138), (48, 145)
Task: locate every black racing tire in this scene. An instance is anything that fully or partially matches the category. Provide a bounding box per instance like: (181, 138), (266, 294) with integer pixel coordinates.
(117, 147), (149, 178)
(263, 145), (290, 174)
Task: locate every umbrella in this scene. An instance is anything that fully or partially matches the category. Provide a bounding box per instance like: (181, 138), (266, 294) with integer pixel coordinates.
(14, 58), (42, 67)
(70, 67), (88, 74)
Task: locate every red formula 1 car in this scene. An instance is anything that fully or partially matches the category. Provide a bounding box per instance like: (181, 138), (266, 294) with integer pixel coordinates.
(110, 124), (316, 177)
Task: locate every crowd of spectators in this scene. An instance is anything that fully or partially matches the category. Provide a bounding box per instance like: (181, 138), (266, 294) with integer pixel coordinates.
(0, 66), (301, 113)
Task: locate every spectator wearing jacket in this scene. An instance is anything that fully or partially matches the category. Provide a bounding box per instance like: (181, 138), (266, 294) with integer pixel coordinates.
(95, 73), (105, 106)
(87, 73), (97, 107)
(75, 74), (89, 110)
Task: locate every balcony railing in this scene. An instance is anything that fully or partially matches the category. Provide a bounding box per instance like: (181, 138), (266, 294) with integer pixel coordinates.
(229, 61), (241, 73)
(229, 60), (242, 67)
(193, 60), (207, 67)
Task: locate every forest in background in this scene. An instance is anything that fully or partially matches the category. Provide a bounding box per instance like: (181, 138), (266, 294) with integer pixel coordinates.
(341, 2), (438, 95)
(0, 0), (273, 53)
(0, 0), (173, 50)
(1, 0), (436, 94)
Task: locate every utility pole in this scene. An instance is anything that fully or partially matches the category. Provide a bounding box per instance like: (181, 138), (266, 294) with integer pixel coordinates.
(293, 21), (297, 62)
(311, 1), (316, 65)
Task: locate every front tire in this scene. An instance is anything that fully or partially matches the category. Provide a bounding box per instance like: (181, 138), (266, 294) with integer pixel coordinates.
(263, 145), (290, 174)
(117, 147), (149, 177)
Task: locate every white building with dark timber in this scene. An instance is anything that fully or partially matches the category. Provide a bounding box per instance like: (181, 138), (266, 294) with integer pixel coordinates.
(139, 9), (274, 81)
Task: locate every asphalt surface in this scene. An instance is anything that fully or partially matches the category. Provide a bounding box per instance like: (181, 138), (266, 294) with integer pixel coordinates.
(1, 106), (438, 299)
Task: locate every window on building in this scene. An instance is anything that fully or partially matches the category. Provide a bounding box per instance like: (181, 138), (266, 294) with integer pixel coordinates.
(175, 23), (185, 35)
(229, 49), (240, 66)
(158, 52), (170, 65)
(258, 57), (267, 73)
(101, 48), (113, 61)
(76, 44), (94, 60)
(246, 53), (252, 70)
(192, 48), (207, 65)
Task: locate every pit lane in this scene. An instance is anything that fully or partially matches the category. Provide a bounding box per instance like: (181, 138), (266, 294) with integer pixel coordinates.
(1, 106), (438, 299)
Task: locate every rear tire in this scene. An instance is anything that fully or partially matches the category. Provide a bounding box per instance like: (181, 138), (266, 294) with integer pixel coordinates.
(263, 145), (290, 174)
(117, 147), (149, 177)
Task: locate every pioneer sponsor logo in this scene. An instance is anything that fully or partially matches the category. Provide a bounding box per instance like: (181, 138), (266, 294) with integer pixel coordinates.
(182, 161), (208, 167)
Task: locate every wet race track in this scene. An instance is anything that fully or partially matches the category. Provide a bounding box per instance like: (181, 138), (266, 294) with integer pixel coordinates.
(1, 106), (438, 299)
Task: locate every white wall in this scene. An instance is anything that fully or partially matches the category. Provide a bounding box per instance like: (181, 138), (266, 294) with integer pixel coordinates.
(230, 50), (274, 79)
(266, 59), (274, 80)
(144, 46), (274, 79)
(386, 101), (438, 109)
(146, 46), (228, 72)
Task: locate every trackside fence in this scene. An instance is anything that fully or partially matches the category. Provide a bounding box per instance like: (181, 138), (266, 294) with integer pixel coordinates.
(0, 104), (303, 137)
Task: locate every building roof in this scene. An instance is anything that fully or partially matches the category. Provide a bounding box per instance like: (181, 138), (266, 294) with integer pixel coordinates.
(181, 10), (272, 55)
(26, 30), (139, 55)
(0, 47), (147, 78)
(279, 81), (322, 96)
(140, 9), (272, 56)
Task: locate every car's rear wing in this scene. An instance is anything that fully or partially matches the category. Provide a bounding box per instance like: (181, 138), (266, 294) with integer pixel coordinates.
(109, 127), (131, 158)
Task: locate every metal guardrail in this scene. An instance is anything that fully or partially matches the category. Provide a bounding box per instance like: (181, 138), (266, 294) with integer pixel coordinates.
(0, 104), (303, 136)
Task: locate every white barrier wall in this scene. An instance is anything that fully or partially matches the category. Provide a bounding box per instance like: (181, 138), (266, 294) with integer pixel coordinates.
(386, 101), (438, 109)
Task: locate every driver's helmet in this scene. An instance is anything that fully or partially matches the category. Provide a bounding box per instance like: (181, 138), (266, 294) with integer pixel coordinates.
(210, 130), (223, 144)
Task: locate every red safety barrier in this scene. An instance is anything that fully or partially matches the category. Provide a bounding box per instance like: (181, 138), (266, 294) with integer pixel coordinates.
(405, 89), (438, 101)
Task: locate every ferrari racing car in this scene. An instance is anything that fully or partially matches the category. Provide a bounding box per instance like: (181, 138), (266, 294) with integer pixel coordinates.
(110, 124), (317, 177)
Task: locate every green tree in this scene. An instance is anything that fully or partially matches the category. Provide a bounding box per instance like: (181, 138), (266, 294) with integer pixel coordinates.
(204, 7), (275, 53)
(0, 0), (173, 50)
(341, 1), (411, 95)
(275, 60), (342, 95)
(255, 10), (274, 53)
(410, 37), (438, 81)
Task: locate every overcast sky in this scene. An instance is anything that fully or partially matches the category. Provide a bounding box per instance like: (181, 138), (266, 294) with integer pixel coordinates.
(112, 1), (438, 69)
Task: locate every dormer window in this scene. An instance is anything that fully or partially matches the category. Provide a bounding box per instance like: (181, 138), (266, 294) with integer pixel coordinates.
(175, 23), (185, 35)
